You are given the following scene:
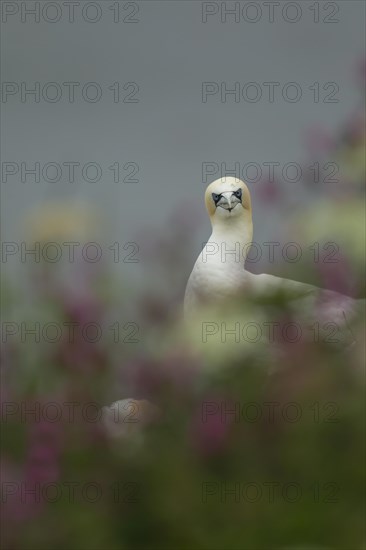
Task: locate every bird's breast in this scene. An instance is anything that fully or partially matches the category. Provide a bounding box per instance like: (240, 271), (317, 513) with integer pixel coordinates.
(184, 247), (248, 315)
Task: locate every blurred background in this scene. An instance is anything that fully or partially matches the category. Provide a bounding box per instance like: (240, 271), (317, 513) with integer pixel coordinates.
(1, 1), (365, 549)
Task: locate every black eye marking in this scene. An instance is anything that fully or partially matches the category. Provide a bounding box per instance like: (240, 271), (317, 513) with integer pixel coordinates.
(233, 188), (242, 201)
(212, 193), (221, 205)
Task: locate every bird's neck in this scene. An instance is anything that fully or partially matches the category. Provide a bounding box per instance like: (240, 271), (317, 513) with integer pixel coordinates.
(208, 217), (253, 267)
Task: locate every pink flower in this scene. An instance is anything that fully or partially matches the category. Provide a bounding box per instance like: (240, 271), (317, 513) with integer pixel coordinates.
(191, 396), (233, 456)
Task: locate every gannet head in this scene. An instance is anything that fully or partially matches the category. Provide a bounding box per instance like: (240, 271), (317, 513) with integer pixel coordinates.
(204, 177), (252, 230)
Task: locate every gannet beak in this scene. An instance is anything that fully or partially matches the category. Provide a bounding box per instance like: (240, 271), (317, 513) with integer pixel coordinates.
(221, 192), (233, 211)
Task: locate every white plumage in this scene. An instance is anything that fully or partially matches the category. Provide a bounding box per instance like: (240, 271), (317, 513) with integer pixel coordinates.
(184, 177), (359, 344)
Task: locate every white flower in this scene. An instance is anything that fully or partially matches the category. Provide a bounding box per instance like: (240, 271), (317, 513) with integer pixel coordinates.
(102, 399), (160, 439)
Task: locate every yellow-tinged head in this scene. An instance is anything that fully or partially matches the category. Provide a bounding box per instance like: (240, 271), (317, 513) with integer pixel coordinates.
(204, 177), (252, 229)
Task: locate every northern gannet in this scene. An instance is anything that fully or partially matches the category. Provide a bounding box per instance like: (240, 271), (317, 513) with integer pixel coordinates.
(184, 177), (359, 341)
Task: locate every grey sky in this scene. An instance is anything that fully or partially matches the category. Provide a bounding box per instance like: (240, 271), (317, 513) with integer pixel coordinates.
(1, 0), (365, 290)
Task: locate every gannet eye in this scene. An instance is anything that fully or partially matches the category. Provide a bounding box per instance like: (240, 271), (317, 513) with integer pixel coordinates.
(233, 189), (242, 201)
(212, 193), (221, 205)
